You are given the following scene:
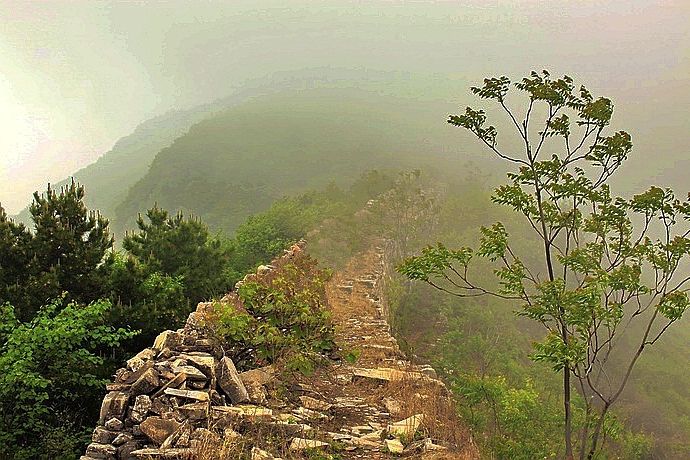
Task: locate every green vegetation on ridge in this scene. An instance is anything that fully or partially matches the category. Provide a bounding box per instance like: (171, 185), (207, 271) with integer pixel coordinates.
(0, 170), (393, 458)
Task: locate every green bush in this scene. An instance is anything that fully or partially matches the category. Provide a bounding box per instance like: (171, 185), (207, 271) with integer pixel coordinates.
(217, 252), (335, 371)
(0, 298), (135, 459)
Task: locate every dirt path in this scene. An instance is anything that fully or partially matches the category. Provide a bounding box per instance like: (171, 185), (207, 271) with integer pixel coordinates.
(286, 244), (478, 459)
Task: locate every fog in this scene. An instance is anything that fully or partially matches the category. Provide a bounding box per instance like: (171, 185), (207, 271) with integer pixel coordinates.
(1, 0), (689, 213)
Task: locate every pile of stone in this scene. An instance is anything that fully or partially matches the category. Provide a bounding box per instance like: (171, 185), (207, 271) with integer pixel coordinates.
(82, 243), (308, 460)
(82, 321), (277, 460)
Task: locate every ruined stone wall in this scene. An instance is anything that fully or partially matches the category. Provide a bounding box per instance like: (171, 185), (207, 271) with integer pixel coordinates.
(81, 238), (476, 460)
(81, 243), (306, 460)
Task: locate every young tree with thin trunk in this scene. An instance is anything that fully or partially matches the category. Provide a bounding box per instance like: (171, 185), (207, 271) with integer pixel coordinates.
(399, 70), (690, 458)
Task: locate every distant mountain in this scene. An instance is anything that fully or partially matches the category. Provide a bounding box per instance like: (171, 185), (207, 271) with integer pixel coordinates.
(14, 71), (482, 239)
(12, 107), (209, 228)
(113, 87), (468, 235)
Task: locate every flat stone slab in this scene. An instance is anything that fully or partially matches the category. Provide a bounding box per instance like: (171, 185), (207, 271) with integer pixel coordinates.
(289, 438), (329, 451)
(164, 388), (209, 401)
(131, 448), (194, 459)
(387, 414), (424, 439)
(352, 367), (425, 382)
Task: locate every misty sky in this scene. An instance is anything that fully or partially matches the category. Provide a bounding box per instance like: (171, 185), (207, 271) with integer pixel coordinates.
(1, 0), (689, 213)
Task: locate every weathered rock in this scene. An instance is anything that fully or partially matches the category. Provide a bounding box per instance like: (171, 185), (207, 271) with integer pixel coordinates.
(299, 395), (332, 411)
(212, 404), (272, 420)
(171, 365), (206, 381)
(349, 436), (381, 449)
(245, 381), (268, 405)
(133, 394), (152, 413)
(92, 426), (118, 444)
(217, 356), (249, 403)
(117, 440), (141, 460)
(85, 442), (117, 459)
(99, 391), (130, 424)
(152, 373), (187, 398)
(126, 348), (156, 372)
(181, 354), (215, 377)
(131, 368), (161, 395)
(387, 414), (424, 440)
(164, 388), (209, 401)
(152, 330), (181, 351)
(112, 432), (133, 446)
(130, 394), (153, 423)
(139, 416), (182, 445)
(188, 380), (207, 390)
(239, 365), (275, 386)
(129, 448), (193, 459)
(104, 417), (123, 431)
(151, 396), (174, 415)
(293, 406), (326, 420)
(403, 438), (448, 455)
(289, 438), (329, 451)
(352, 367), (425, 383)
(105, 383), (131, 392)
(385, 438), (404, 453)
(176, 402), (209, 420)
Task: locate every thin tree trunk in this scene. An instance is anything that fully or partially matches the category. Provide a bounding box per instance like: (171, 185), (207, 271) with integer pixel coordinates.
(564, 362), (574, 459)
(536, 186), (573, 459)
(587, 403), (610, 460)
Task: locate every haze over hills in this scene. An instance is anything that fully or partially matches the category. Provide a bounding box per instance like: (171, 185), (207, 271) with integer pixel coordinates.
(11, 107), (209, 227)
(113, 86), (469, 236)
(13, 71), (486, 238)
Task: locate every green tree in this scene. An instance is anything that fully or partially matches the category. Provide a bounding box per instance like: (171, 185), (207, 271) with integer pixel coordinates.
(399, 71), (690, 458)
(1, 181), (114, 321)
(0, 298), (134, 459)
(104, 251), (188, 352)
(123, 205), (231, 304)
(0, 207), (32, 311)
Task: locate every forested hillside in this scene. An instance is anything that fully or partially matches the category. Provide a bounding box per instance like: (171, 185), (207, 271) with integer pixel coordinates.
(113, 87), (467, 235)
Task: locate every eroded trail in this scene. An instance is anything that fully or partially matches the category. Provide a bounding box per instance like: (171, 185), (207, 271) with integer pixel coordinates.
(287, 244), (478, 459)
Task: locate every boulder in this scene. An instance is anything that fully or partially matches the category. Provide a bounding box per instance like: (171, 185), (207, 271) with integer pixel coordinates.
(85, 442), (117, 459)
(216, 357), (249, 403)
(131, 368), (161, 395)
(245, 381), (267, 405)
(239, 365), (275, 386)
(139, 416), (182, 445)
(171, 365), (206, 381)
(152, 330), (181, 351)
(176, 402), (209, 420)
(181, 354), (215, 377)
(112, 432), (133, 446)
(104, 417), (123, 431)
(131, 394), (153, 423)
(92, 427), (118, 444)
(126, 348), (156, 372)
(117, 440), (141, 460)
(99, 392), (130, 424)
